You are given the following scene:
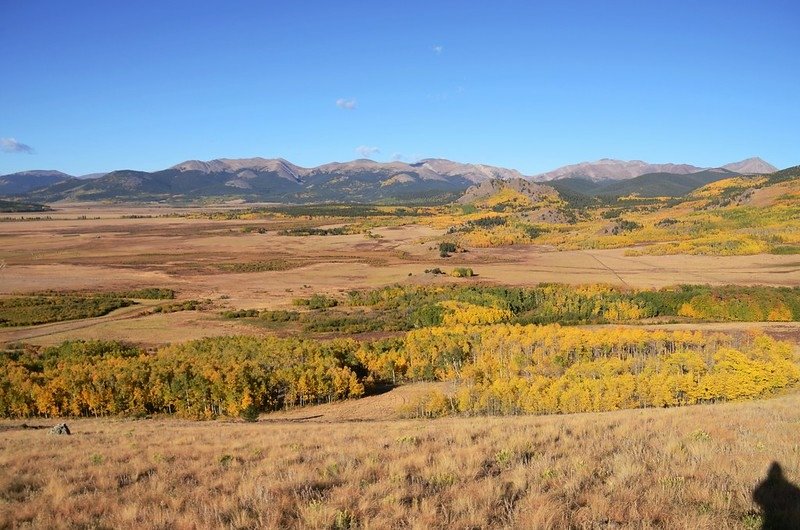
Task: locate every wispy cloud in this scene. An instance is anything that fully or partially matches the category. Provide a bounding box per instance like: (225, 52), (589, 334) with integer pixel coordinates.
(433, 45), (444, 55)
(355, 145), (380, 158)
(336, 98), (357, 110)
(0, 137), (34, 154)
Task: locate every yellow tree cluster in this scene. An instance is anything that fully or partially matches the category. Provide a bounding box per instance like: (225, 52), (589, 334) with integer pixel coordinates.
(457, 218), (544, 248)
(634, 234), (771, 257)
(676, 292), (795, 321)
(0, 337), (364, 419)
(3, 318), (797, 420)
(439, 301), (512, 326)
(394, 324), (799, 416)
(523, 284), (650, 322)
(474, 188), (536, 209)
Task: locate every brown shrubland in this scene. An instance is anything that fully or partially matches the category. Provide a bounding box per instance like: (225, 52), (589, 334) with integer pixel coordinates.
(2, 391), (799, 529)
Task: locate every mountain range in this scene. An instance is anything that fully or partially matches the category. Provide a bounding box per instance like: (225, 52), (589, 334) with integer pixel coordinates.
(549, 168), (745, 198)
(529, 157), (776, 182)
(0, 156), (780, 203)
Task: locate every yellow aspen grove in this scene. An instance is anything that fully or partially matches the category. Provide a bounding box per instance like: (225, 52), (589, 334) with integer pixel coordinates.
(402, 325), (799, 416)
(1, 313), (797, 419)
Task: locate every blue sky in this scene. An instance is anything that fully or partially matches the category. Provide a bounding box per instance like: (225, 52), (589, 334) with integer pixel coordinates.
(1, 1), (798, 176)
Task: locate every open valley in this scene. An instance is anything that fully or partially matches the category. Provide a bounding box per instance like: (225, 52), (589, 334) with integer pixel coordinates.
(2, 2), (800, 527)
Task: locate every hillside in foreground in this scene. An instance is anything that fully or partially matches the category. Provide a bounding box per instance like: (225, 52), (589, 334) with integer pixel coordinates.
(2, 391), (799, 529)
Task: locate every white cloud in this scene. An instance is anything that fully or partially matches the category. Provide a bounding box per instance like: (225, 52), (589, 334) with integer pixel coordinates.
(433, 45), (444, 55)
(336, 98), (357, 110)
(355, 145), (380, 158)
(0, 137), (34, 154)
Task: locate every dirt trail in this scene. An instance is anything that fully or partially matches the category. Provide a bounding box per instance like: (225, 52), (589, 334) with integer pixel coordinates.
(580, 250), (630, 287)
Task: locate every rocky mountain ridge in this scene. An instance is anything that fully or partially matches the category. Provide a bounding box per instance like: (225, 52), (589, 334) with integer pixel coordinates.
(0, 156), (779, 202)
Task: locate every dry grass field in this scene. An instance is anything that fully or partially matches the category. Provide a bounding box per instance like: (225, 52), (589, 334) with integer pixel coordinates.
(2, 388), (800, 529)
(2, 204), (798, 347)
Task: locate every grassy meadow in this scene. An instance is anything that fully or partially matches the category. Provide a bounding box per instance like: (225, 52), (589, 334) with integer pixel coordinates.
(2, 392), (800, 529)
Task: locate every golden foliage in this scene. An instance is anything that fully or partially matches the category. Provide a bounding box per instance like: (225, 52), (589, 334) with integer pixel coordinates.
(393, 324), (799, 415)
(0, 337), (364, 419)
(439, 301), (513, 326)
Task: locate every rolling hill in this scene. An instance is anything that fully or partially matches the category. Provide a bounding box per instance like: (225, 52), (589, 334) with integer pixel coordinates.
(551, 168), (740, 198)
(764, 164), (800, 185)
(0, 170), (75, 195)
(457, 177), (560, 205)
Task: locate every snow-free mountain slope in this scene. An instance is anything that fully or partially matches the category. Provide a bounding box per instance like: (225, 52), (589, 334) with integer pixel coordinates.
(720, 157), (777, 175)
(0, 170), (75, 195)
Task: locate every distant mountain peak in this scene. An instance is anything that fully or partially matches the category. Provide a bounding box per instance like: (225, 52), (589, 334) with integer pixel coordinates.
(172, 157), (297, 172)
(10, 156), (533, 203)
(531, 159), (704, 182)
(532, 156), (778, 182)
(0, 170), (75, 195)
(721, 157), (777, 175)
(170, 157), (304, 183)
(3, 169), (73, 178)
(3, 155), (786, 203)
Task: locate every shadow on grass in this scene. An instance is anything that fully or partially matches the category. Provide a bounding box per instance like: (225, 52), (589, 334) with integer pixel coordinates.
(753, 462), (800, 530)
(363, 383), (397, 398)
(0, 423), (50, 433)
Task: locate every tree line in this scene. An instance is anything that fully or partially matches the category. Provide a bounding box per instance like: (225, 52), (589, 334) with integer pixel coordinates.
(1, 322), (796, 419)
(396, 324), (798, 416)
(0, 337), (363, 419)
(345, 283), (800, 326)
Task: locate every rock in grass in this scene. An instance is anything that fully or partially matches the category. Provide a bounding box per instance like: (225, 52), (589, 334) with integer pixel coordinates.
(50, 423), (71, 435)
